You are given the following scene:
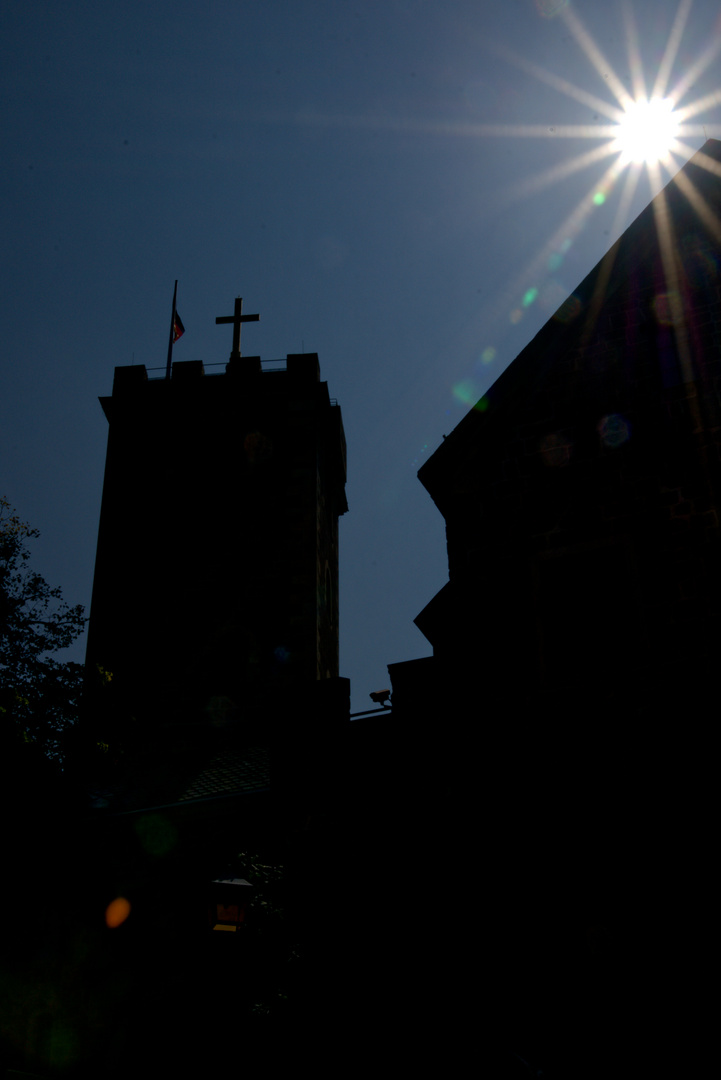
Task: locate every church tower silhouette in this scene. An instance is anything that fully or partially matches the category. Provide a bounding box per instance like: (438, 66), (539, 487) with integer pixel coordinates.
(85, 297), (348, 747)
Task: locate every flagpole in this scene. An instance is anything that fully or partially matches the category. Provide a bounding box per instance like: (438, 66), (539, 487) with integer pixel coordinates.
(166, 280), (178, 380)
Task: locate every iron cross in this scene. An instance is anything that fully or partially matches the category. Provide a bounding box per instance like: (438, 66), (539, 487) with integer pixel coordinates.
(215, 297), (260, 360)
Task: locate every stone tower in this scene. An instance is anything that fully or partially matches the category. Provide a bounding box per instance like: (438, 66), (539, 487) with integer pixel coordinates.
(85, 326), (347, 739)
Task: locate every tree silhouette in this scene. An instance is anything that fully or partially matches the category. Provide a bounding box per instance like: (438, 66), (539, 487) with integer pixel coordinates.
(0, 496), (85, 760)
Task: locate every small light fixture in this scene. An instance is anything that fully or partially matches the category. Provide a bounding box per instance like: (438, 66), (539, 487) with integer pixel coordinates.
(369, 689), (391, 707)
(209, 877), (253, 932)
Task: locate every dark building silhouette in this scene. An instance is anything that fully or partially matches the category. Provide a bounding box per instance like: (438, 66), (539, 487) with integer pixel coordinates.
(387, 140), (721, 1074)
(415, 139), (721, 710)
(86, 347), (348, 745)
(10, 324), (356, 1077)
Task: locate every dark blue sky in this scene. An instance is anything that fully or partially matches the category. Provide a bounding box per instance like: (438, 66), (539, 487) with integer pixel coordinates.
(2, 0), (720, 711)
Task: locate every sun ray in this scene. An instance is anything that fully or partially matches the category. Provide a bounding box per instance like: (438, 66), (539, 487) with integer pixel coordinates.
(465, 124), (617, 138)
(678, 127), (721, 142)
(663, 141), (697, 169)
(295, 108), (719, 148)
(508, 156), (627, 314)
(668, 24), (721, 106)
(464, 124), (618, 139)
(501, 142), (620, 205)
(672, 167), (721, 246)
(665, 138), (703, 162)
(676, 146), (721, 182)
(676, 87), (721, 123)
(608, 156), (644, 238)
(561, 5), (634, 111)
(453, 153), (631, 403)
(621, 0), (648, 103)
(651, 0), (694, 100)
(575, 163), (647, 350)
(296, 110), (619, 140)
(650, 179), (698, 389)
(492, 43), (625, 122)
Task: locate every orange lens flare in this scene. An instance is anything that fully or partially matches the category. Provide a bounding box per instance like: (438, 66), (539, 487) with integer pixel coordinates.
(105, 896), (132, 928)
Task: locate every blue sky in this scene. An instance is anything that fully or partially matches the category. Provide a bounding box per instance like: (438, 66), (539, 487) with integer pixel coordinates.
(2, 0), (721, 712)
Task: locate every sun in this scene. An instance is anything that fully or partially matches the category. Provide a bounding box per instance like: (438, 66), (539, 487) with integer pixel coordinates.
(443, 0), (721, 419)
(613, 97), (680, 165)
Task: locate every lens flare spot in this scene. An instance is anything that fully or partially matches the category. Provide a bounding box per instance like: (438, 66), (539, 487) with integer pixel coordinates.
(598, 414), (631, 448)
(274, 645), (290, 664)
(653, 291), (682, 326)
(534, 0), (568, 17)
(474, 396), (490, 413)
(548, 252), (563, 271)
(452, 378), (480, 405)
(106, 896), (131, 928)
(682, 235), (719, 287)
(522, 287), (539, 308)
(539, 279), (569, 312)
(510, 308), (523, 324)
(481, 346), (496, 364)
(540, 432), (572, 466)
(593, 192), (606, 206)
(134, 813), (178, 857)
(553, 294), (582, 324)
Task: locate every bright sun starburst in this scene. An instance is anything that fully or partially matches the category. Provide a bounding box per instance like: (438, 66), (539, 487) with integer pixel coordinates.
(446, 0), (721, 417)
(613, 96), (680, 164)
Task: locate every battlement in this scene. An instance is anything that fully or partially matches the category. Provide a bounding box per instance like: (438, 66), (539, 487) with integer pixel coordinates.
(111, 353), (322, 394)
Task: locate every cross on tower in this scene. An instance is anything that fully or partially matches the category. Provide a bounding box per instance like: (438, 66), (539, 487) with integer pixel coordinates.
(215, 297), (260, 361)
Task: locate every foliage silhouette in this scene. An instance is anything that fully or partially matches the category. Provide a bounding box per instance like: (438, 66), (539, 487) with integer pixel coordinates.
(0, 495), (85, 760)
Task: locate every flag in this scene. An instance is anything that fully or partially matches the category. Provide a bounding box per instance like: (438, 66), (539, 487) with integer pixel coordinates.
(166, 280), (183, 379)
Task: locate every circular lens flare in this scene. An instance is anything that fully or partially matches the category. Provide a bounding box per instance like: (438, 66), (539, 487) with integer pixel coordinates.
(614, 97), (678, 165)
(105, 896), (132, 928)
